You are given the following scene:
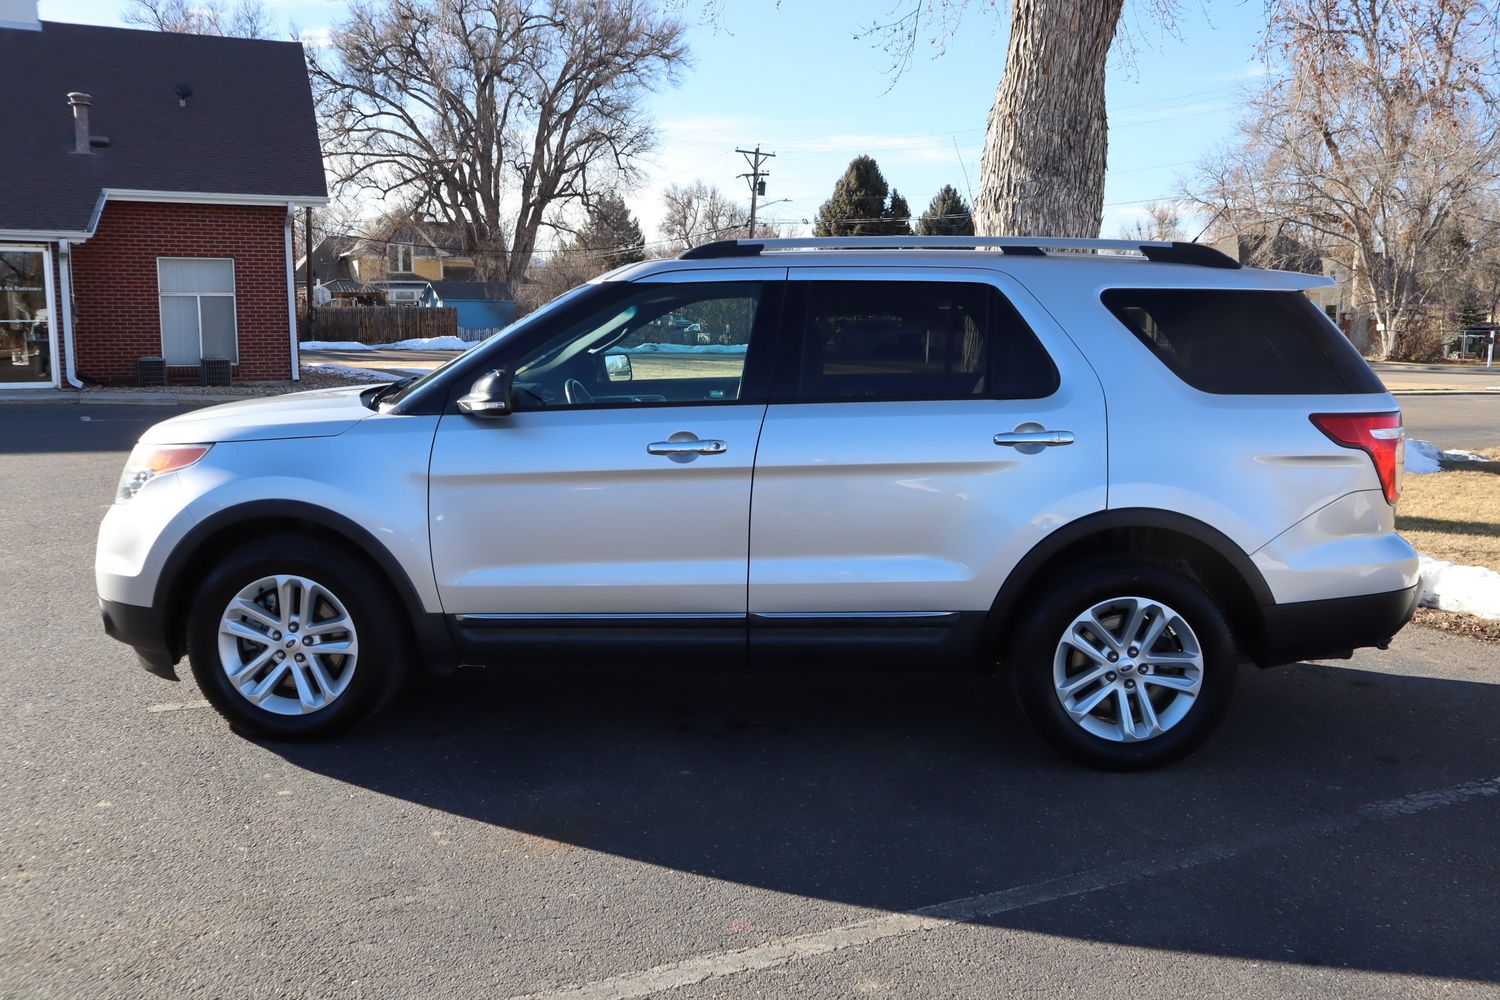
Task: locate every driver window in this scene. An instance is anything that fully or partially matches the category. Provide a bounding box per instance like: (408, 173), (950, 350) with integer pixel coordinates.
(511, 281), (763, 410)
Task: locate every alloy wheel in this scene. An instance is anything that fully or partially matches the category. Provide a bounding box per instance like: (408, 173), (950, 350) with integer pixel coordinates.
(1052, 595), (1204, 743)
(217, 574), (359, 716)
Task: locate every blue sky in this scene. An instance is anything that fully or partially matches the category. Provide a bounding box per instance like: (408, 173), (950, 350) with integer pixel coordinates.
(42, 0), (1267, 243)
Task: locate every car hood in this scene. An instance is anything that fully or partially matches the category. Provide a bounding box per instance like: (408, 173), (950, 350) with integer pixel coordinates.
(138, 385), (376, 444)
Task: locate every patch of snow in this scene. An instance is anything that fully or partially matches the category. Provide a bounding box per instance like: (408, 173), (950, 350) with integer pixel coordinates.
(300, 361), (399, 381)
(1406, 438), (1494, 474)
(1406, 439), (1444, 474)
(382, 336), (475, 351)
(1419, 554), (1500, 620)
(300, 340), (375, 352)
(299, 337), (475, 352)
(614, 343), (749, 355)
(1438, 446), (1490, 463)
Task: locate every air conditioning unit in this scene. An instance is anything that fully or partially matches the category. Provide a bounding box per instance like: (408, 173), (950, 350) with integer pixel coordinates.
(201, 357), (232, 386)
(136, 356), (166, 387)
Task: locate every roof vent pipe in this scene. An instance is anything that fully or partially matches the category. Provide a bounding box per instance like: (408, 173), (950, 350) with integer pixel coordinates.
(67, 92), (93, 154)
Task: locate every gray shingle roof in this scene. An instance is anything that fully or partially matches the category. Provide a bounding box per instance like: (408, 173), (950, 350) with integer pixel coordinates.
(0, 20), (326, 234)
(431, 280), (513, 301)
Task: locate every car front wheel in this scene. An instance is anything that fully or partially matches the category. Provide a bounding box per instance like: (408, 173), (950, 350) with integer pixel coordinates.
(185, 534), (408, 738)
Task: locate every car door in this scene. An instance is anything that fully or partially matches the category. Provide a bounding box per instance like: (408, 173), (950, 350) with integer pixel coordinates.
(747, 266), (1107, 650)
(429, 268), (785, 629)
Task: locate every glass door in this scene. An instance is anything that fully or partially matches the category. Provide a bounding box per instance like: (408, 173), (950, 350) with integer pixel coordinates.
(0, 248), (56, 386)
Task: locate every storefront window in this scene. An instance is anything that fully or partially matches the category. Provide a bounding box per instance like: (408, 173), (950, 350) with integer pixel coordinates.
(0, 250), (52, 384)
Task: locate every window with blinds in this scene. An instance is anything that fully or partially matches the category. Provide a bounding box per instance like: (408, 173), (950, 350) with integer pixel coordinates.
(158, 258), (238, 365)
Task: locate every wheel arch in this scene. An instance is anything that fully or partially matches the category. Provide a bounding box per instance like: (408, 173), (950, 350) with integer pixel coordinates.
(156, 500), (452, 666)
(983, 508), (1273, 667)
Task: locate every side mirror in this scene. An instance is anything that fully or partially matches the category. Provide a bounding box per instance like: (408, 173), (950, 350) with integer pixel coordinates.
(604, 353), (633, 382)
(457, 369), (512, 418)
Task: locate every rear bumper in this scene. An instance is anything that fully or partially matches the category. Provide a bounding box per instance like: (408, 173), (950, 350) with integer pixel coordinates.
(1256, 583), (1419, 666)
(99, 598), (179, 680)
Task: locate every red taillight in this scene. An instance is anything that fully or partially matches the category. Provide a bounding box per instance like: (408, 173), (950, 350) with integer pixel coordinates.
(1310, 412), (1404, 505)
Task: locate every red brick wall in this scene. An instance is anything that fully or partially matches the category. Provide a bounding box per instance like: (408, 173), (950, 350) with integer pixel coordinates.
(68, 201), (292, 383)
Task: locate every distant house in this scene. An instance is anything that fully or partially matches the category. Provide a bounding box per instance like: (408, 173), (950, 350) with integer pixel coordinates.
(300, 224), (517, 332)
(0, 6), (327, 386)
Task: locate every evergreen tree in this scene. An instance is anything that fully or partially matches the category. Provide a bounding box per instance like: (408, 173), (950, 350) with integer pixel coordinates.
(883, 189), (913, 235)
(917, 184), (976, 236)
(1457, 287), (1490, 331)
(814, 156), (910, 236)
(573, 191), (646, 268)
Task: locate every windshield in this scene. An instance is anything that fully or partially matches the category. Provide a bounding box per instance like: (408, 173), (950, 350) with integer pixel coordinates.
(379, 282), (603, 409)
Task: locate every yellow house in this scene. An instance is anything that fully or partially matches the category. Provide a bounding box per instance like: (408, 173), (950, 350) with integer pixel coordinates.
(345, 220), (479, 293)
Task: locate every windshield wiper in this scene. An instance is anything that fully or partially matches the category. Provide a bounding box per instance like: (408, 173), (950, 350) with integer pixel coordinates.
(361, 376), (417, 410)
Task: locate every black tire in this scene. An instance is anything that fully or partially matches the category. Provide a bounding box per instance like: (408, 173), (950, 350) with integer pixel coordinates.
(185, 532), (409, 739)
(1008, 560), (1237, 770)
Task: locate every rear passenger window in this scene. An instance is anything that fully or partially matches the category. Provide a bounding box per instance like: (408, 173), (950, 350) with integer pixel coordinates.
(796, 281), (1058, 401)
(1101, 288), (1384, 395)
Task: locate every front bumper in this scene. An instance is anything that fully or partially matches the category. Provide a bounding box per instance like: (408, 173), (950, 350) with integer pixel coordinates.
(1256, 582), (1420, 666)
(99, 598), (178, 680)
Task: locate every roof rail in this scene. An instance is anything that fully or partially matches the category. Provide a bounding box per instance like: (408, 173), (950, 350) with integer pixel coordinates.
(679, 236), (1241, 269)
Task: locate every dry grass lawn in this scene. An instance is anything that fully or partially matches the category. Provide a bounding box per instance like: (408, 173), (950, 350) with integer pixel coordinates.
(1397, 459), (1500, 570)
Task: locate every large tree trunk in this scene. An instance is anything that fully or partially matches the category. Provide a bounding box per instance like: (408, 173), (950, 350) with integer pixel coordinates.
(975, 0), (1125, 238)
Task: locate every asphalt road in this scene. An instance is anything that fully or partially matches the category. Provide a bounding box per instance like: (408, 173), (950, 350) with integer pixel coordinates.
(3, 402), (1500, 1000)
(1397, 393), (1500, 449)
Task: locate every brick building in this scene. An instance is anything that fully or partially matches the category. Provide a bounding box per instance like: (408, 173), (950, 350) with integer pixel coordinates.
(0, 5), (326, 387)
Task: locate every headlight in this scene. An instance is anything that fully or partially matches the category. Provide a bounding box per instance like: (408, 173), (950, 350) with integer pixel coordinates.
(116, 444), (211, 503)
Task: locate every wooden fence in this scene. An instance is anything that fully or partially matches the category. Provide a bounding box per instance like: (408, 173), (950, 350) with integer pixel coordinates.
(301, 307), (457, 345)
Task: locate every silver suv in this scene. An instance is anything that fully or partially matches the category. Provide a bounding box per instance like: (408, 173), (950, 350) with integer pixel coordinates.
(96, 236), (1419, 768)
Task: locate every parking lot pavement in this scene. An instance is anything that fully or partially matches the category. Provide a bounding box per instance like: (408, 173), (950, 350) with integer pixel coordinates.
(4, 401), (1500, 1000)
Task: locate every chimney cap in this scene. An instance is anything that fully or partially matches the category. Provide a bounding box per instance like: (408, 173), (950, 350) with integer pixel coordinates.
(67, 92), (93, 106)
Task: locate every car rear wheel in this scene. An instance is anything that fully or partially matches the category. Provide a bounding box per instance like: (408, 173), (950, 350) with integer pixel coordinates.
(186, 533), (408, 738)
(1009, 561), (1237, 769)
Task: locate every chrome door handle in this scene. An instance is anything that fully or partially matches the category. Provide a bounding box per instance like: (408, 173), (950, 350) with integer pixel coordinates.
(647, 439), (728, 456)
(994, 423), (1075, 449)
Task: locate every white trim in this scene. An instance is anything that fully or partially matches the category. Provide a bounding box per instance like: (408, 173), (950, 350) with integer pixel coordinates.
(5, 191), (326, 244)
(156, 257), (240, 365)
(58, 241), (81, 388)
(0, 228), (91, 243)
(0, 243), (59, 389)
(284, 208), (299, 381)
(105, 189), (329, 208)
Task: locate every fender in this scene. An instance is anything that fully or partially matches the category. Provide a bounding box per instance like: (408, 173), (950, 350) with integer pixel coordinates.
(155, 499), (457, 667)
(984, 507), (1274, 651)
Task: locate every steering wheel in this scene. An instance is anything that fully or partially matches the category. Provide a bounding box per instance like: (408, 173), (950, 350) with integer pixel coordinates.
(563, 378), (594, 405)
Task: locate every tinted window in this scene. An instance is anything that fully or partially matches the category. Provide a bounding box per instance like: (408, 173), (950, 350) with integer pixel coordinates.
(511, 282), (763, 409)
(1101, 288), (1384, 395)
(795, 281), (1058, 401)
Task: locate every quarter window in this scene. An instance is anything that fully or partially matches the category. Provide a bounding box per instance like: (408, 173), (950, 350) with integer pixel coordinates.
(1101, 288), (1384, 395)
(158, 258), (237, 365)
(794, 280), (1058, 401)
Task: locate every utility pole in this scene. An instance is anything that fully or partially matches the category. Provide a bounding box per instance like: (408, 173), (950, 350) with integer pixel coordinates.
(736, 145), (775, 238)
(304, 206), (314, 339)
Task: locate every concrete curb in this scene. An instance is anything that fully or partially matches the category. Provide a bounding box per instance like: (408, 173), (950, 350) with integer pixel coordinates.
(1391, 389), (1500, 397)
(0, 391), (236, 405)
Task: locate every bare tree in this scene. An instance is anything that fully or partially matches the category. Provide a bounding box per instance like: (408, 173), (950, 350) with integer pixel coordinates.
(123, 0), (271, 37)
(310, 0), (685, 288)
(659, 180), (772, 251)
(1117, 200), (1185, 242)
(1188, 0), (1500, 360)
